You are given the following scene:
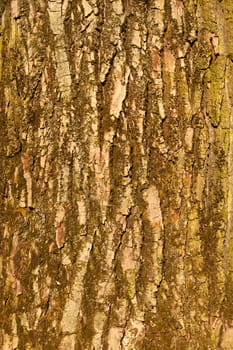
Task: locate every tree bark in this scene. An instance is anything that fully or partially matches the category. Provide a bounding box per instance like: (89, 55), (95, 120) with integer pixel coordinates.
(1, 0), (233, 349)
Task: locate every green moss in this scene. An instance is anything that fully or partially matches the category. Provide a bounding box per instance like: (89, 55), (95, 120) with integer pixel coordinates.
(205, 56), (226, 127)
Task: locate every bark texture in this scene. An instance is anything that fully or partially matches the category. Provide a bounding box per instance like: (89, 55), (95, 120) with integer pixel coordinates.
(1, 0), (233, 349)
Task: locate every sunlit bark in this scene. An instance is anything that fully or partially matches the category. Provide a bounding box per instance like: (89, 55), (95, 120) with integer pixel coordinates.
(1, 0), (233, 349)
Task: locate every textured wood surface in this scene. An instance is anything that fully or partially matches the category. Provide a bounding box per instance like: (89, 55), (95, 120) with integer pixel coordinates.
(1, 0), (233, 349)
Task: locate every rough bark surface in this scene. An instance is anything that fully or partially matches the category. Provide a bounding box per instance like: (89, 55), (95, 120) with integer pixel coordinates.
(1, 0), (233, 349)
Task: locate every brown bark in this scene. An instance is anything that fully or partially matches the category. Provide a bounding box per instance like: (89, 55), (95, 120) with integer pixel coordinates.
(1, 0), (233, 349)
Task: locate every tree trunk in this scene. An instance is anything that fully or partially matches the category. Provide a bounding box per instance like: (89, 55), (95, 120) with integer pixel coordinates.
(1, 0), (233, 349)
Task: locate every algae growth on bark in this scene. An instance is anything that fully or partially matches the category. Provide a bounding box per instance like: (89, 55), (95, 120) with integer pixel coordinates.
(1, 0), (233, 349)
